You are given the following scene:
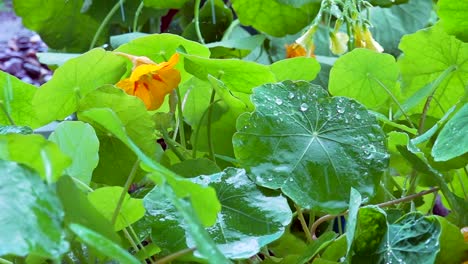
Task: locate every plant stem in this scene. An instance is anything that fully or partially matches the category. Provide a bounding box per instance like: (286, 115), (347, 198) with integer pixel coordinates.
(111, 159), (139, 225)
(295, 204), (313, 243)
(308, 210), (315, 231)
(371, 76), (415, 129)
(163, 130), (186, 161)
(191, 99), (222, 159)
(123, 227), (140, 253)
(175, 87), (187, 149)
(194, 0), (205, 44)
(310, 187), (440, 239)
(0, 102), (15, 125)
(418, 93), (434, 134)
(206, 89), (217, 163)
(133, 1), (145, 32)
(90, 0), (126, 49)
(0, 258), (13, 264)
(155, 247), (196, 264)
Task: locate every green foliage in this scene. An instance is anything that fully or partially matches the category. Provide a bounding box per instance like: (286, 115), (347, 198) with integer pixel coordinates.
(437, 0), (468, 42)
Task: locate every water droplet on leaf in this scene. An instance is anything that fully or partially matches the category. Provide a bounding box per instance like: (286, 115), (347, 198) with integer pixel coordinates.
(300, 103), (309, 112)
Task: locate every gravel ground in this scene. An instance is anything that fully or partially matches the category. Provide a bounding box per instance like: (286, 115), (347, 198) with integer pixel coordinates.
(0, 1), (52, 86)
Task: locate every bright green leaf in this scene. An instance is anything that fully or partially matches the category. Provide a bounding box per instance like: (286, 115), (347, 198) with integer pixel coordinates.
(398, 25), (468, 118)
(78, 85), (158, 186)
(270, 57), (321, 82)
(69, 223), (140, 264)
(233, 81), (388, 214)
(0, 160), (68, 258)
(0, 71), (39, 128)
(110, 32), (149, 49)
(49, 121), (99, 185)
(432, 104), (468, 161)
(437, 0), (468, 42)
(329, 48), (399, 111)
(232, 0), (319, 37)
(0, 134), (71, 183)
(33, 49), (127, 126)
(206, 35), (266, 59)
(88, 186), (145, 231)
(143, 0), (190, 9)
(433, 215), (468, 263)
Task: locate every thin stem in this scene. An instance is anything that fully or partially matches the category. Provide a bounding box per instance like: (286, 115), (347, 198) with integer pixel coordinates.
(123, 227), (140, 253)
(0, 258), (13, 264)
(72, 177), (94, 193)
(155, 247), (196, 264)
(0, 102), (15, 125)
(90, 0), (126, 49)
(295, 204), (313, 243)
(111, 159), (139, 225)
(206, 89), (217, 163)
(133, 1), (145, 32)
(162, 130), (186, 161)
(175, 87), (187, 149)
(221, 19), (240, 41)
(371, 76), (415, 129)
(127, 225), (155, 264)
(194, 0), (205, 44)
(308, 210), (315, 231)
(310, 187), (440, 239)
(192, 99), (222, 159)
(418, 93), (434, 134)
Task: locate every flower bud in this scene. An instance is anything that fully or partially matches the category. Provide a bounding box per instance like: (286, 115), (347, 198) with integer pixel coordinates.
(329, 32), (349, 55)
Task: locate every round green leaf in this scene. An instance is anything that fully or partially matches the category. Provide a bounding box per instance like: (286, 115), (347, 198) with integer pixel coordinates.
(49, 121), (99, 185)
(69, 223), (140, 264)
(145, 168), (292, 259)
(0, 134), (71, 183)
(232, 0), (319, 37)
(0, 160), (68, 258)
(0, 71), (39, 128)
(233, 81), (388, 214)
(329, 48), (399, 111)
(398, 25), (468, 118)
(432, 104), (468, 161)
(32, 48), (127, 126)
(88, 186), (145, 231)
(270, 57), (321, 82)
(437, 0), (468, 42)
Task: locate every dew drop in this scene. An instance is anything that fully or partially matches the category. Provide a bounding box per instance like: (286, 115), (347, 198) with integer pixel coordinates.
(289, 178), (294, 182)
(275, 98), (283, 105)
(300, 103), (309, 112)
(267, 178), (273, 182)
(288, 92), (295, 99)
(355, 114), (361, 119)
(337, 107), (345, 114)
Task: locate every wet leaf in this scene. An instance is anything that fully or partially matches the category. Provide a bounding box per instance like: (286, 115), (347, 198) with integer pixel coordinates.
(0, 160), (68, 258)
(145, 168), (292, 259)
(233, 80), (388, 214)
(49, 121), (99, 185)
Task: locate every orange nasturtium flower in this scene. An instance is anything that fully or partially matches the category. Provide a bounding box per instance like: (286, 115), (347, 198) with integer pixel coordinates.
(286, 24), (318, 58)
(115, 53), (181, 110)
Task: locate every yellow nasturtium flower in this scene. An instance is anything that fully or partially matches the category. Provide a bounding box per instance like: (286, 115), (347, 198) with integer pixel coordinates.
(329, 32), (349, 55)
(115, 53), (181, 110)
(354, 25), (384, 53)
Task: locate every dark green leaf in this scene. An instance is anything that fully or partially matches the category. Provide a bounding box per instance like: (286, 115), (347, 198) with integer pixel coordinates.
(233, 81), (388, 213)
(143, 0), (190, 9)
(352, 206), (387, 256)
(49, 121), (99, 185)
(0, 125), (33, 135)
(0, 160), (68, 258)
(170, 158), (221, 177)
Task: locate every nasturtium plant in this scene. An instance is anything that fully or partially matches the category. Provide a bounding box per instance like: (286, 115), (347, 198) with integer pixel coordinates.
(2, 0), (468, 263)
(233, 80), (389, 214)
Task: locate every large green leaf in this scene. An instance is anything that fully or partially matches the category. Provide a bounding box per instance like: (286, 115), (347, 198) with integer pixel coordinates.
(270, 57), (321, 82)
(433, 215), (468, 263)
(56, 176), (120, 244)
(0, 71), (39, 128)
(437, 0), (468, 42)
(145, 168), (292, 259)
(432, 104), (468, 161)
(88, 186), (145, 231)
(13, 0), (101, 52)
(329, 48), (399, 111)
(69, 223), (140, 264)
(33, 49), (127, 126)
(0, 134), (71, 183)
(78, 85), (158, 186)
(78, 108), (226, 261)
(398, 25), (468, 118)
(369, 0), (432, 55)
(49, 121), (99, 185)
(231, 0), (319, 37)
(0, 160), (68, 258)
(233, 81), (388, 214)
(353, 212), (440, 264)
